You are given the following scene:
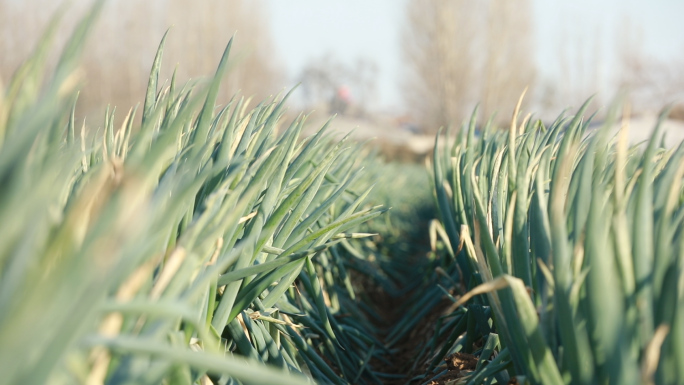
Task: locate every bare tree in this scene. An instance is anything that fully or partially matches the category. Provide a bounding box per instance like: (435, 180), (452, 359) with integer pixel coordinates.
(164, 0), (281, 104)
(297, 55), (342, 109)
(617, 17), (684, 114)
(554, 19), (605, 113)
(402, 0), (479, 131)
(296, 54), (378, 118)
(401, 0), (535, 131)
(482, 0), (535, 120)
(0, 0), (281, 120)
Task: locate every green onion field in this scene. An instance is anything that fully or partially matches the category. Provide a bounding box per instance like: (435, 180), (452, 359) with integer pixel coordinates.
(0, 4), (682, 385)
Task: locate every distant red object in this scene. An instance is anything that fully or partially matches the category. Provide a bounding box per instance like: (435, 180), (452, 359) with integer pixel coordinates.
(330, 85), (352, 115)
(337, 85), (351, 102)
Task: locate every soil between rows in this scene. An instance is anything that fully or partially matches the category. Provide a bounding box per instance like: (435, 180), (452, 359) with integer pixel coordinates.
(349, 223), (482, 385)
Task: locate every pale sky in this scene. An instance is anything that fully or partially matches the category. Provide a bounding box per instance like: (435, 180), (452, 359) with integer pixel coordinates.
(264, 0), (684, 112)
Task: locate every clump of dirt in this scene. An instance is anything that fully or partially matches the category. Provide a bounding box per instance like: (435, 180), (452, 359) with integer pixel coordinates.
(444, 352), (478, 372)
(423, 352), (478, 385)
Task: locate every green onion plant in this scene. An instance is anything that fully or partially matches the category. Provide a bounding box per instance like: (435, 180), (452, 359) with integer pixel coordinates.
(428, 95), (683, 384)
(0, 4), (389, 384)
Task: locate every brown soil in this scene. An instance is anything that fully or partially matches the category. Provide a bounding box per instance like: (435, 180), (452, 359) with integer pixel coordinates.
(344, 197), (461, 383)
(355, 263), (460, 384)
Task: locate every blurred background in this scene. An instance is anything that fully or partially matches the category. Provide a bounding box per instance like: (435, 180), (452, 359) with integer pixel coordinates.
(1, 0), (683, 150)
